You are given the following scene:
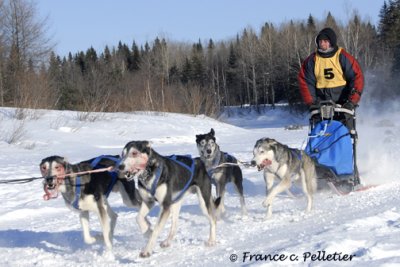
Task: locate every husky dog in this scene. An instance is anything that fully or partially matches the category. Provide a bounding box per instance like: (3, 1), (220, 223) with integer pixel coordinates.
(40, 155), (141, 250)
(118, 141), (219, 258)
(196, 128), (247, 217)
(252, 138), (317, 218)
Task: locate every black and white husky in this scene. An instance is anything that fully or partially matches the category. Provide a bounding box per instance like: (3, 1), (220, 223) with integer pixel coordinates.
(252, 138), (317, 218)
(118, 141), (219, 258)
(196, 128), (247, 217)
(40, 155), (141, 250)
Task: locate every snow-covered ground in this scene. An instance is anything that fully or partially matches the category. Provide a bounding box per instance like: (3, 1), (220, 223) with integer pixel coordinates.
(0, 104), (399, 266)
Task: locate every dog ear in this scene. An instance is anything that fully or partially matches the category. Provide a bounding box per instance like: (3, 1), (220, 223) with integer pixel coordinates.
(195, 134), (201, 143)
(143, 141), (152, 156)
(266, 138), (278, 145)
(144, 141), (151, 148)
(61, 157), (69, 167)
(59, 156), (72, 172)
(210, 128), (215, 136)
(272, 143), (285, 162)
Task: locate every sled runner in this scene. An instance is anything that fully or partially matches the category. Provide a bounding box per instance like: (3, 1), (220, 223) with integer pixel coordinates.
(305, 100), (362, 195)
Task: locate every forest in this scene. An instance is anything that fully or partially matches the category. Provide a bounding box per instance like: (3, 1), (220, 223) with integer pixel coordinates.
(0, 0), (399, 117)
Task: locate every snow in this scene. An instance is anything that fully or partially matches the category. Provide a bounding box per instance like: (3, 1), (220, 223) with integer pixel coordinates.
(0, 105), (399, 266)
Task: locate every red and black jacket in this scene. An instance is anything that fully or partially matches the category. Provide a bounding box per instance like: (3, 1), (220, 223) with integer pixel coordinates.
(298, 48), (364, 106)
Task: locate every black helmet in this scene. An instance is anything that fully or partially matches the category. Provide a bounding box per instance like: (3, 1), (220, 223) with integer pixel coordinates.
(315, 27), (337, 48)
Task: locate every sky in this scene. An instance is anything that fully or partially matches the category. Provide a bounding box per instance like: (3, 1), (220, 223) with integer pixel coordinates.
(36, 0), (386, 57)
(0, 104), (399, 265)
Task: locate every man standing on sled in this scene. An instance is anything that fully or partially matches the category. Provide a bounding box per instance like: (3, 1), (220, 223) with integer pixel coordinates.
(298, 27), (364, 132)
(298, 27), (365, 189)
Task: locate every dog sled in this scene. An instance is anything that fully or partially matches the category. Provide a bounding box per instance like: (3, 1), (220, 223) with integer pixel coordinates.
(305, 100), (364, 195)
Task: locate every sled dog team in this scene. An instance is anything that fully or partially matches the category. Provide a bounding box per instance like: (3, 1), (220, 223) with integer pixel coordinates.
(40, 128), (317, 257)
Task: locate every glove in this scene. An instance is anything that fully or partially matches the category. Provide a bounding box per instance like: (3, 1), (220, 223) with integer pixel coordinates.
(308, 104), (319, 112)
(342, 101), (354, 110)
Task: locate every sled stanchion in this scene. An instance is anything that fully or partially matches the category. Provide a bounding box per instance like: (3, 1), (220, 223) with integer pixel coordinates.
(352, 109), (361, 186)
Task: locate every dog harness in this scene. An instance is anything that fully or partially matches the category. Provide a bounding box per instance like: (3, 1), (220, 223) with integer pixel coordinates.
(290, 149), (303, 178)
(270, 150), (303, 183)
(71, 155), (120, 210)
(291, 149), (302, 162)
(207, 152), (234, 178)
(144, 155), (195, 203)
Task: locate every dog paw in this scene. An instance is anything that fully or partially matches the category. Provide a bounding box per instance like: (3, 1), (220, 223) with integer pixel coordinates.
(263, 215), (272, 221)
(262, 200), (270, 208)
(102, 250), (115, 261)
(241, 208), (249, 217)
(139, 251), (151, 258)
(263, 211), (273, 221)
(160, 240), (170, 248)
(241, 213), (249, 221)
(205, 239), (216, 247)
(84, 236), (97, 244)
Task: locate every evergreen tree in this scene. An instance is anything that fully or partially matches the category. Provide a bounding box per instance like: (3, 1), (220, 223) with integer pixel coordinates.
(378, 0), (400, 74)
(226, 43), (241, 105)
(75, 51), (86, 75)
(169, 64), (180, 84)
(181, 57), (192, 84)
(324, 12), (341, 44)
(102, 45), (112, 64)
(190, 40), (206, 86)
(307, 14), (317, 33)
(131, 41), (140, 71)
(58, 57), (78, 110)
(86, 47), (98, 63)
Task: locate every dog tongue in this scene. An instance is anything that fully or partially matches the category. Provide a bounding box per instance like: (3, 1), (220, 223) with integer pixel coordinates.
(43, 186), (58, 200)
(264, 159), (272, 166)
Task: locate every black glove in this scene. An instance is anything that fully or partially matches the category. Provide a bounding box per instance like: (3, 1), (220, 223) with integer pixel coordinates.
(308, 103), (319, 112)
(342, 101), (354, 110)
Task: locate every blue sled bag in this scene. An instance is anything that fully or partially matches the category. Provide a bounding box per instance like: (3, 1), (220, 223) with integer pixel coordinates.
(306, 120), (353, 176)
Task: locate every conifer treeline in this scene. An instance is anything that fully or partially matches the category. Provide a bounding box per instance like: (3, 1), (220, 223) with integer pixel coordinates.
(1, 0), (399, 116)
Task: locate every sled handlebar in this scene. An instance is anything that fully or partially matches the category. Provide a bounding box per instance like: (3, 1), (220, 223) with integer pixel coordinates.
(309, 101), (355, 119)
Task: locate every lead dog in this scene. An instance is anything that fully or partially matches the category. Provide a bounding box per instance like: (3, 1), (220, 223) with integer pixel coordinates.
(40, 155), (141, 250)
(196, 128), (247, 217)
(118, 141), (219, 257)
(252, 138), (317, 218)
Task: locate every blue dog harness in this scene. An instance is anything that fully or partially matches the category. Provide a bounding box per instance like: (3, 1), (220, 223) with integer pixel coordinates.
(143, 155), (195, 203)
(207, 152), (234, 179)
(71, 155), (120, 210)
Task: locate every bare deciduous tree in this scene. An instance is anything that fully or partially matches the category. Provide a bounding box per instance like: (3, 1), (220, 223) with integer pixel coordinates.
(0, 0), (53, 108)
(1, 0), (53, 68)
(239, 28), (259, 105)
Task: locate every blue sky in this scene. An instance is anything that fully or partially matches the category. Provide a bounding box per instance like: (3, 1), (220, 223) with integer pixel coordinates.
(36, 0), (385, 57)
